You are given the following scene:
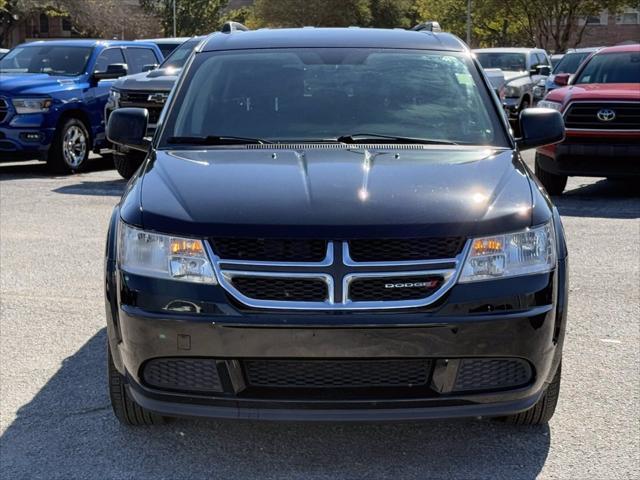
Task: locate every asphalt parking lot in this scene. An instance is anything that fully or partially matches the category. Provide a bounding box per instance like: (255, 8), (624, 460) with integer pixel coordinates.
(0, 152), (638, 480)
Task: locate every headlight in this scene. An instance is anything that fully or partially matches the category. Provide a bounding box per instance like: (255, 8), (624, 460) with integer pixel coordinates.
(118, 222), (217, 284)
(459, 222), (555, 283)
(502, 85), (520, 98)
(108, 89), (121, 106)
(537, 100), (562, 111)
(12, 97), (53, 114)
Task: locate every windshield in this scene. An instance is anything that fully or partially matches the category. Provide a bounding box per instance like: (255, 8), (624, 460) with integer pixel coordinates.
(476, 52), (527, 72)
(552, 52), (591, 74)
(161, 48), (505, 147)
(0, 45), (92, 76)
(160, 38), (201, 70)
(575, 51), (640, 84)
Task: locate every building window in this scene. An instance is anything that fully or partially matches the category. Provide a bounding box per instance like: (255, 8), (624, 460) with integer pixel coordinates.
(616, 8), (640, 25)
(39, 13), (49, 33)
(62, 17), (72, 32)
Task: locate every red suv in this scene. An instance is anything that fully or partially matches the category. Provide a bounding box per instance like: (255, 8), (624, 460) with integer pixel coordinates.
(535, 44), (640, 194)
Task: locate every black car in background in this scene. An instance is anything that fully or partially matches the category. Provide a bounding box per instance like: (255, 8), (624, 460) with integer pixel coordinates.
(105, 26), (568, 427)
(106, 36), (204, 178)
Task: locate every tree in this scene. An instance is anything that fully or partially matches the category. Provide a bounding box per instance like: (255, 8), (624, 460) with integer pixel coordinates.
(504, 0), (631, 51)
(140, 0), (229, 36)
(249, 0), (371, 27)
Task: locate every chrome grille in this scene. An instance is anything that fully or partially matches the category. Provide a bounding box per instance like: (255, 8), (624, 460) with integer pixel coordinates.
(208, 239), (468, 310)
(119, 90), (167, 124)
(564, 102), (640, 130)
(0, 98), (9, 123)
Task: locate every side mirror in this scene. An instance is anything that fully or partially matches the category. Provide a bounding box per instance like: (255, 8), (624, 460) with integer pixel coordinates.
(516, 108), (565, 151)
(142, 63), (159, 72)
(94, 63), (128, 81)
(107, 107), (149, 152)
(554, 73), (570, 86)
(537, 65), (551, 76)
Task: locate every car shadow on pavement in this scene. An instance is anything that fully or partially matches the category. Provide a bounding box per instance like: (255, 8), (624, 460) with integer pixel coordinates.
(1, 329), (551, 480)
(0, 155), (116, 181)
(556, 178), (639, 219)
(52, 179), (126, 197)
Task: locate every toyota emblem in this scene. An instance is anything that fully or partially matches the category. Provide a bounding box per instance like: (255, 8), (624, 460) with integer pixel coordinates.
(597, 108), (616, 122)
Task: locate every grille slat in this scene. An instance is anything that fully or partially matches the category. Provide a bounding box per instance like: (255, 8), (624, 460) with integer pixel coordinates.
(349, 275), (443, 302)
(0, 98), (8, 123)
(565, 102), (640, 130)
(349, 237), (464, 262)
(231, 276), (328, 301)
(244, 359), (433, 388)
(212, 238), (327, 262)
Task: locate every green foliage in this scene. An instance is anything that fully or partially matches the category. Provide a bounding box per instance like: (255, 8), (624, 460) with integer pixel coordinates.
(140, 0), (229, 36)
(250, 0), (371, 27)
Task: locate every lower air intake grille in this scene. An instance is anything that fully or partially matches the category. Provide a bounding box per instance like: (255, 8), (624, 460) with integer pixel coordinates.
(142, 358), (222, 393)
(244, 359), (433, 388)
(349, 237), (465, 262)
(211, 238), (327, 262)
(453, 358), (532, 392)
(349, 275), (443, 301)
(231, 276), (328, 301)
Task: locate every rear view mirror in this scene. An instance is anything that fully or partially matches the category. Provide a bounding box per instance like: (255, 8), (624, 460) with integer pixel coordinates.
(107, 108), (149, 152)
(142, 64), (159, 72)
(537, 66), (551, 76)
(516, 108), (565, 151)
(554, 73), (570, 86)
(94, 63), (128, 80)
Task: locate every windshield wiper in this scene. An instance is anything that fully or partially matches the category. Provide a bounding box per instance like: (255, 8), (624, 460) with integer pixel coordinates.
(166, 135), (273, 145)
(335, 133), (460, 145)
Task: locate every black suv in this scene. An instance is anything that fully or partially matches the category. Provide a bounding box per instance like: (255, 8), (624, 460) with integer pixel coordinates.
(105, 26), (568, 426)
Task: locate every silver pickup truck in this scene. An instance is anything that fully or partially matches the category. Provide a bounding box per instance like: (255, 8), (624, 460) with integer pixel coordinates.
(474, 48), (551, 119)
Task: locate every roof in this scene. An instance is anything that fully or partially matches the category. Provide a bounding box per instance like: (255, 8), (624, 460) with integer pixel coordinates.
(596, 44), (640, 54)
(473, 47), (544, 53)
(18, 39), (158, 48)
(200, 28), (467, 52)
(135, 38), (190, 44)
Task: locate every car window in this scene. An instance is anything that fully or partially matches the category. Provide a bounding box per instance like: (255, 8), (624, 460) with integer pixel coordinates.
(552, 52), (590, 74)
(476, 52), (527, 72)
(160, 38), (202, 70)
(575, 51), (640, 84)
(537, 53), (550, 66)
(157, 43), (179, 58)
(94, 48), (125, 73)
(163, 48), (507, 147)
(125, 48), (159, 74)
(0, 45), (92, 76)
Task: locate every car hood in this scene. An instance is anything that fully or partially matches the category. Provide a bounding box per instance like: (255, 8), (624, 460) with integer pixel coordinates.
(129, 147), (536, 239)
(113, 67), (181, 92)
(0, 73), (80, 95)
(483, 69), (528, 90)
(547, 83), (640, 103)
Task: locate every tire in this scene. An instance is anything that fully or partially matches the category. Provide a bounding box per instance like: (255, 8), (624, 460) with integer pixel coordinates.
(108, 343), (165, 426)
(501, 363), (561, 425)
(535, 153), (567, 195)
(113, 148), (145, 180)
(47, 117), (90, 174)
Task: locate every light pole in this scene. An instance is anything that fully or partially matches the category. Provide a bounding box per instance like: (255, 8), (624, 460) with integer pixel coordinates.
(466, 0), (471, 46)
(173, 0), (177, 37)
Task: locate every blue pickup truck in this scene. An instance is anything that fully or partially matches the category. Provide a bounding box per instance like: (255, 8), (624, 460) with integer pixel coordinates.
(0, 39), (162, 172)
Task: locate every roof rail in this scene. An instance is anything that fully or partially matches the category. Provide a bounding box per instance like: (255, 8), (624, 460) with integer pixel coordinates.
(411, 21), (442, 33)
(221, 21), (249, 33)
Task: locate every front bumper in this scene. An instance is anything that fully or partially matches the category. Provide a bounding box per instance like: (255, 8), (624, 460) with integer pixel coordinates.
(0, 110), (54, 160)
(537, 131), (640, 177)
(108, 267), (566, 421)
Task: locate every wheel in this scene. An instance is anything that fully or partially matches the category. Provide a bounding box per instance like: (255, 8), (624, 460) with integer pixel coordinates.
(535, 153), (567, 195)
(520, 98), (530, 111)
(108, 342), (165, 426)
(113, 147), (145, 180)
(501, 363), (561, 425)
(47, 117), (90, 173)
